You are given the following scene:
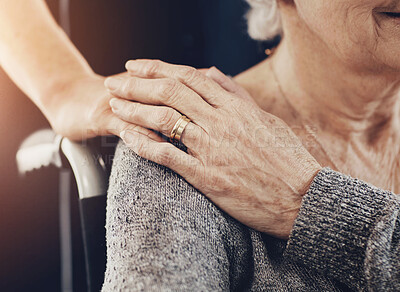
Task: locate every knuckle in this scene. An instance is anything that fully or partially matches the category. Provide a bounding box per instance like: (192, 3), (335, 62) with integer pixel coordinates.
(120, 78), (135, 95)
(209, 173), (231, 194)
(134, 135), (150, 154)
(156, 108), (177, 131)
(143, 60), (161, 76)
(159, 79), (181, 101)
(119, 123), (134, 135)
(180, 66), (199, 82)
(136, 141), (147, 156)
(157, 146), (173, 165)
(186, 126), (208, 152)
(126, 103), (138, 119)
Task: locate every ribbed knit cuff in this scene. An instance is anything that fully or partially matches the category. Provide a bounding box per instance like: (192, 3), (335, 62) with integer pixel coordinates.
(285, 167), (395, 286)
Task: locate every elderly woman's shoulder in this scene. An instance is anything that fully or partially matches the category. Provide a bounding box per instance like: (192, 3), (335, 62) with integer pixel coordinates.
(234, 59), (269, 86)
(233, 59), (286, 115)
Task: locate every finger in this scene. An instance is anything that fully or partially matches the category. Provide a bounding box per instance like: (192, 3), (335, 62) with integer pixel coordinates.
(107, 114), (164, 142)
(104, 76), (214, 126)
(120, 129), (202, 181)
(205, 67), (256, 104)
(109, 98), (204, 149)
(198, 68), (211, 74)
(125, 59), (228, 107)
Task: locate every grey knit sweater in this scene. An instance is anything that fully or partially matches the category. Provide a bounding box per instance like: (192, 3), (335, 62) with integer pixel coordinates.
(102, 141), (400, 291)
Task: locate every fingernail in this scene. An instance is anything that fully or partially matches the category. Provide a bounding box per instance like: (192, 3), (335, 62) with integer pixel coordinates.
(120, 130), (135, 144)
(105, 77), (122, 91)
(109, 98), (123, 112)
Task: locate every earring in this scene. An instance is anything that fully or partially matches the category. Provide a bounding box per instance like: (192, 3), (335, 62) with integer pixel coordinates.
(265, 48), (276, 56)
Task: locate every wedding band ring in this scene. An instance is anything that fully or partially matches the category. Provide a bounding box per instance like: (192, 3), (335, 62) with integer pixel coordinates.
(170, 115), (191, 142)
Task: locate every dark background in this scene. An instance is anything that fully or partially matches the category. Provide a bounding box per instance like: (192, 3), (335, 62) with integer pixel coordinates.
(0, 0), (268, 291)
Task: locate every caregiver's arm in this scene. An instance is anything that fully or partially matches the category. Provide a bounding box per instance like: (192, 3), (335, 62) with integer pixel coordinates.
(0, 0), (140, 140)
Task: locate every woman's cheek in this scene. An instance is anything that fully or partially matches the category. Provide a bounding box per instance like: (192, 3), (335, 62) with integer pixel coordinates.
(293, 0), (381, 69)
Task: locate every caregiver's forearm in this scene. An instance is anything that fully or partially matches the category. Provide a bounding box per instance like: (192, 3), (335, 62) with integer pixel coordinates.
(0, 0), (94, 114)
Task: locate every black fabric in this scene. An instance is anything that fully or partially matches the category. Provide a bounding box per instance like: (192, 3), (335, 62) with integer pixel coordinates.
(79, 195), (107, 292)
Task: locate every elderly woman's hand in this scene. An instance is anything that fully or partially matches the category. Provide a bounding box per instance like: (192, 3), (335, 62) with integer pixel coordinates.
(105, 60), (322, 239)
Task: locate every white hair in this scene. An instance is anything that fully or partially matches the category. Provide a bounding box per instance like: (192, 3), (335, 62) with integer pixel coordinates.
(245, 0), (282, 40)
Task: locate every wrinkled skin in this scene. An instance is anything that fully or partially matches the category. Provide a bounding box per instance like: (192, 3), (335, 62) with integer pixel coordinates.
(105, 60), (322, 239)
(104, 0), (400, 238)
(292, 0), (400, 72)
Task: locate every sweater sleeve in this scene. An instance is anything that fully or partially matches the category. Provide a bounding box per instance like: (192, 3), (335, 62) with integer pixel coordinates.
(102, 142), (251, 292)
(285, 167), (400, 291)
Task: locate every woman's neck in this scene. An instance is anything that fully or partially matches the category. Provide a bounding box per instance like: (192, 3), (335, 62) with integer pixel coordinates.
(270, 32), (400, 145)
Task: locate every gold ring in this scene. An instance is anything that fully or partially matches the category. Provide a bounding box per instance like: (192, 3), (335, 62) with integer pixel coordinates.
(170, 115), (191, 142)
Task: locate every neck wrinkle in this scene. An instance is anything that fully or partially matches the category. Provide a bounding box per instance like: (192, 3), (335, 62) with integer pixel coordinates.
(270, 35), (400, 143)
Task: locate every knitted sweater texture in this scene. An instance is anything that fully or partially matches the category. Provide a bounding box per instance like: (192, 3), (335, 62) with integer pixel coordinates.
(102, 141), (400, 291)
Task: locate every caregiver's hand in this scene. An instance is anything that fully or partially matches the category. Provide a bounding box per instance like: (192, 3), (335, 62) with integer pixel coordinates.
(46, 72), (162, 141)
(105, 60), (322, 239)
